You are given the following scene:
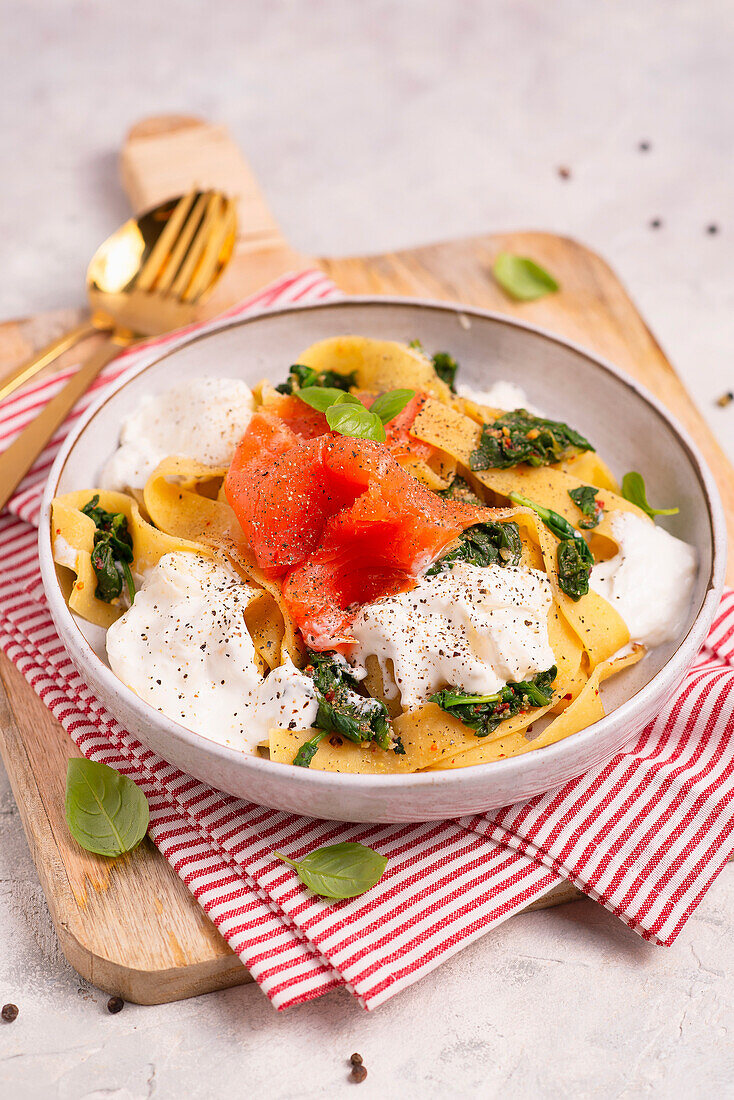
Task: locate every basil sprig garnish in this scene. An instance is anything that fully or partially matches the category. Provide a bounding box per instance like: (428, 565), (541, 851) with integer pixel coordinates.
(493, 253), (559, 301)
(431, 667), (557, 737)
(294, 386), (355, 412)
(293, 651), (396, 767)
(81, 494), (135, 604)
(426, 521), (522, 576)
(326, 401), (387, 442)
(509, 491), (593, 601)
(274, 842), (388, 900)
(296, 386), (415, 443)
(276, 362), (356, 395)
(470, 410), (592, 471)
(568, 485), (603, 529)
(621, 472), (679, 520)
(65, 759), (149, 857)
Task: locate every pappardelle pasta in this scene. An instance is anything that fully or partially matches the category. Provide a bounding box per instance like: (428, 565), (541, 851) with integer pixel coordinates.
(51, 336), (697, 773)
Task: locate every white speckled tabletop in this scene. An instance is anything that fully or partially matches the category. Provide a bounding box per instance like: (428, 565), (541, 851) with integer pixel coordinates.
(2, 1), (733, 1096)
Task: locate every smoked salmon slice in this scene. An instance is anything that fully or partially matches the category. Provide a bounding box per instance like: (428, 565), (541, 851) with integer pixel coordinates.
(225, 409), (487, 650)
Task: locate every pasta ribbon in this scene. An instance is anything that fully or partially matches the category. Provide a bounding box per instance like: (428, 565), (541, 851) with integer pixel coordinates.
(51, 489), (208, 627)
(296, 336), (454, 401)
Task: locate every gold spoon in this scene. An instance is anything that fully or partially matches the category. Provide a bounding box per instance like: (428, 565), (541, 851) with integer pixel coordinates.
(0, 189), (236, 403)
(0, 190), (237, 511)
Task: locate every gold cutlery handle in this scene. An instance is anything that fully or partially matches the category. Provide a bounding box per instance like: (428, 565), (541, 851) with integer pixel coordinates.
(0, 335), (128, 513)
(0, 319), (104, 405)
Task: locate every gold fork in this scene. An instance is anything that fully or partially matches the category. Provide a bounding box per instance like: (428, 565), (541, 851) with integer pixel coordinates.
(0, 189), (236, 511)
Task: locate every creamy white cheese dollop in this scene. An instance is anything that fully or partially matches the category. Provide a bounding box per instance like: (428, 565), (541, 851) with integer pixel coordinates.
(99, 377), (254, 491)
(457, 380), (541, 415)
(53, 534), (78, 570)
(106, 552), (317, 751)
(590, 512), (697, 647)
(350, 561), (555, 709)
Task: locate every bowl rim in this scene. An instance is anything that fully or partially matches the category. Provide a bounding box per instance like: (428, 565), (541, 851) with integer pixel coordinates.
(39, 294), (728, 793)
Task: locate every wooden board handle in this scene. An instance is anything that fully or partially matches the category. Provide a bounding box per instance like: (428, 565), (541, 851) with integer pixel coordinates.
(120, 116), (307, 306)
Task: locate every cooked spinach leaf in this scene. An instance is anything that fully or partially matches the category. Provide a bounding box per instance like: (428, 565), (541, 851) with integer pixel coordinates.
(431, 351), (459, 391)
(293, 652), (395, 767)
(508, 491), (593, 601)
(276, 362), (356, 395)
(568, 485), (603, 529)
(621, 472), (679, 519)
(81, 495), (135, 604)
(469, 410), (592, 471)
(426, 521), (522, 576)
(408, 340), (459, 391)
(431, 667), (557, 737)
(438, 476), (484, 507)
(557, 540), (591, 600)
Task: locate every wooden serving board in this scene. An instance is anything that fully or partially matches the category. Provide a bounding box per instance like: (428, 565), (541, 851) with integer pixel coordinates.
(1, 116), (732, 1006)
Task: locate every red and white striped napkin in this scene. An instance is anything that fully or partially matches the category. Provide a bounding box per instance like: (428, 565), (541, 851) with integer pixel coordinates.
(2, 271), (734, 1010)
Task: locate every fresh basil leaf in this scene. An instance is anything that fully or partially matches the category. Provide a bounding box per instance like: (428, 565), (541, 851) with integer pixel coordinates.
(296, 386), (354, 412)
(326, 403), (386, 441)
(65, 759), (149, 858)
(331, 391), (362, 406)
(621, 472), (679, 519)
(493, 253), (560, 302)
(275, 842), (388, 900)
(369, 389), (415, 424)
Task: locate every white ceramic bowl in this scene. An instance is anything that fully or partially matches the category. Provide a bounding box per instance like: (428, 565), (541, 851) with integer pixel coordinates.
(40, 298), (727, 822)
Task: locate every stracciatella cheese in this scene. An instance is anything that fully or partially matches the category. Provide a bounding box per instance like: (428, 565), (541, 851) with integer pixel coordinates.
(350, 561), (555, 709)
(456, 380), (541, 415)
(590, 512), (697, 647)
(99, 377), (254, 491)
(106, 552), (317, 751)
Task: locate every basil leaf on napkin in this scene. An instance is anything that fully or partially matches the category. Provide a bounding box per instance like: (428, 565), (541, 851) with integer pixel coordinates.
(621, 472), (679, 519)
(275, 841), (388, 900)
(65, 758), (149, 857)
(493, 253), (559, 301)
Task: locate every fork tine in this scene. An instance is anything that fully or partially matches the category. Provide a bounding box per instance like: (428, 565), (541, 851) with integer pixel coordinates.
(180, 197), (237, 303)
(153, 190), (212, 295)
(167, 193), (224, 301)
(133, 189), (197, 292)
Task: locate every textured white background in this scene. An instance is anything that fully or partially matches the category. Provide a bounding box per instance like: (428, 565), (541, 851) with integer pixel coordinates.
(1, 1), (733, 1097)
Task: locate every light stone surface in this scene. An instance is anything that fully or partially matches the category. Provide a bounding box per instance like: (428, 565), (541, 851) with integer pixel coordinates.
(1, 1), (733, 1096)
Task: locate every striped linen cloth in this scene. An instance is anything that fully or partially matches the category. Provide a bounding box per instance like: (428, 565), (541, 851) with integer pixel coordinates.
(2, 270), (734, 1010)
